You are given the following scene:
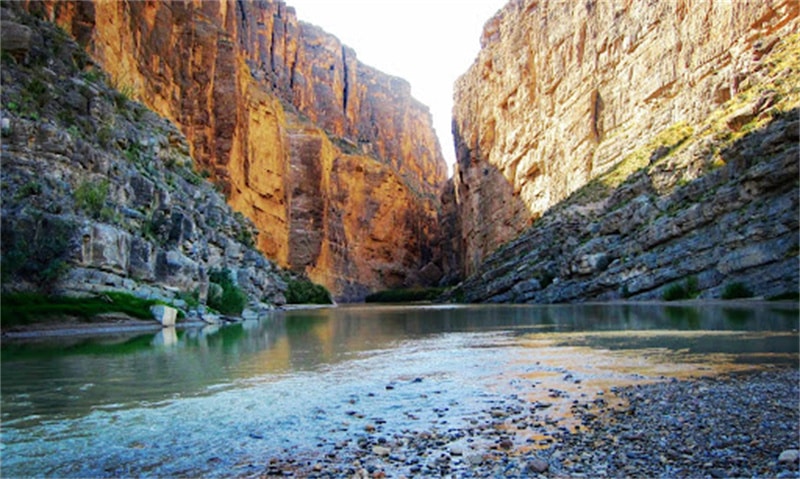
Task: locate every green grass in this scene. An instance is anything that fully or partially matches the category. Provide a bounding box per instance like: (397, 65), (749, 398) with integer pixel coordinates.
(365, 287), (446, 303)
(1, 291), (170, 327)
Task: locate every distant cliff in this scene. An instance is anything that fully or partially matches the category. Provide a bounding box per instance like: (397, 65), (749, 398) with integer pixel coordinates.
(445, 0), (799, 303)
(452, 0), (799, 277)
(30, 0), (448, 301)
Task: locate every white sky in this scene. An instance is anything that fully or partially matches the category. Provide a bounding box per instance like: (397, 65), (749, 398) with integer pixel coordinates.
(287, 0), (509, 176)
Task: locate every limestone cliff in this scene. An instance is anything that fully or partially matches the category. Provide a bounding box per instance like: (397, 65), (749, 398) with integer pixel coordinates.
(452, 0), (799, 277)
(445, 18), (800, 303)
(31, 0), (447, 301)
(1, 4), (288, 310)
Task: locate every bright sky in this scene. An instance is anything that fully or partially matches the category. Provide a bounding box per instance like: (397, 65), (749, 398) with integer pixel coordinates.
(287, 0), (509, 176)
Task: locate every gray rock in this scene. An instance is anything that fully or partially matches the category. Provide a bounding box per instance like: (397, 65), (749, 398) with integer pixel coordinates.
(778, 449), (799, 464)
(527, 458), (549, 473)
(0, 20), (32, 59)
(150, 304), (177, 327)
(371, 445), (390, 457)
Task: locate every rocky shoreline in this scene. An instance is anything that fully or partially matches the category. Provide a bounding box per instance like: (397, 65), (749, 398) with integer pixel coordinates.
(259, 368), (799, 478)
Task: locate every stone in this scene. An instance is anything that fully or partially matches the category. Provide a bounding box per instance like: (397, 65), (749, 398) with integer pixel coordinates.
(0, 20), (32, 60)
(150, 304), (177, 327)
(778, 449), (799, 464)
(371, 446), (391, 457)
(527, 459), (549, 473)
(80, 224), (132, 276)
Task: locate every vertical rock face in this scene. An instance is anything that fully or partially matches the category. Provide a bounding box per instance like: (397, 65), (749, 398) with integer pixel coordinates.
(452, 0), (799, 276)
(35, 0), (447, 301)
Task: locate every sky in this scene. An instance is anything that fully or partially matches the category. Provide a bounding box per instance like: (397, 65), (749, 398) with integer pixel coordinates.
(287, 0), (509, 176)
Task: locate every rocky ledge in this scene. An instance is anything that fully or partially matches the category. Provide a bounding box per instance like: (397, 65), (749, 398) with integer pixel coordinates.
(258, 368), (799, 478)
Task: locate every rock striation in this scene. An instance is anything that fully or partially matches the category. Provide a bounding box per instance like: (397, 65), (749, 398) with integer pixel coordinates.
(1, 5), (287, 309)
(30, 0), (448, 301)
(444, 25), (800, 303)
(452, 0), (799, 277)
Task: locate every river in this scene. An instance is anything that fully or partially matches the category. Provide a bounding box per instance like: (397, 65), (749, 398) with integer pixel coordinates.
(1, 303), (797, 477)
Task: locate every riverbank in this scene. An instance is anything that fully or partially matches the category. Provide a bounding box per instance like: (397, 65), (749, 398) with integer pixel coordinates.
(260, 367), (799, 478)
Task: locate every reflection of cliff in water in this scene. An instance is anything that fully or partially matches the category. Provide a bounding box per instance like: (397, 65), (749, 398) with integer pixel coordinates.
(2, 303), (796, 421)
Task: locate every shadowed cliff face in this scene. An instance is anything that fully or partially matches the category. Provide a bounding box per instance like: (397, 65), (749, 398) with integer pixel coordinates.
(452, 0), (799, 276)
(31, 0), (448, 301)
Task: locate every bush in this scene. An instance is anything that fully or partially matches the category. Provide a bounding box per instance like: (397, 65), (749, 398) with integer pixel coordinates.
(74, 179), (109, 218)
(1, 214), (73, 290)
(365, 287), (446, 303)
(662, 276), (700, 301)
(285, 278), (332, 305)
(721, 282), (753, 300)
(208, 268), (248, 315)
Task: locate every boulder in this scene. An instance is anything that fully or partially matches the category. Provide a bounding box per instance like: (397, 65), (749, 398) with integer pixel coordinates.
(150, 304), (178, 327)
(0, 21), (32, 61)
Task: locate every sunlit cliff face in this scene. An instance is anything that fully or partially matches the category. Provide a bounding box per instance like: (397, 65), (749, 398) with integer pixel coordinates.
(39, 0), (449, 301)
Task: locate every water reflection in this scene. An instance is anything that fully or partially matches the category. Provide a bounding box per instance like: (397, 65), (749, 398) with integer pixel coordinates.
(1, 303), (797, 423)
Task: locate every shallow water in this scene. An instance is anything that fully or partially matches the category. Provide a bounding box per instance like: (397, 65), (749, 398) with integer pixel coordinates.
(1, 303), (797, 477)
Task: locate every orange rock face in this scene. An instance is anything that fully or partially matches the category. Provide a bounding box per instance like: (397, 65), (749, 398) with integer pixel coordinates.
(452, 0), (799, 276)
(35, 0), (448, 300)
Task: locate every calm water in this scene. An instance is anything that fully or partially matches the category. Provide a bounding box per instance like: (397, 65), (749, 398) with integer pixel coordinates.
(1, 303), (797, 477)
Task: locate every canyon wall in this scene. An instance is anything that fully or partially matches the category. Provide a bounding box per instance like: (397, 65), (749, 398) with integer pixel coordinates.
(444, 1), (799, 303)
(452, 0), (799, 276)
(34, 0), (447, 301)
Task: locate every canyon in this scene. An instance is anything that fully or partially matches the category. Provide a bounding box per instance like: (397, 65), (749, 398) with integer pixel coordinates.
(28, 0), (449, 301)
(2, 0), (798, 306)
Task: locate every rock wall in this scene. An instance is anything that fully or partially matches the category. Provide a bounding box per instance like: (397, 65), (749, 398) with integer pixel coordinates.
(31, 0), (448, 301)
(452, 0), (799, 276)
(1, 5), (287, 308)
(444, 28), (800, 303)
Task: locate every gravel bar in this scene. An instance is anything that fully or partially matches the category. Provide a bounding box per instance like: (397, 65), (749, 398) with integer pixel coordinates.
(258, 368), (799, 478)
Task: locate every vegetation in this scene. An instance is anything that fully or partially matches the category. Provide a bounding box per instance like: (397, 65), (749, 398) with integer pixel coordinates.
(284, 278), (332, 305)
(207, 268), (249, 315)
(365, 287), (446, 303)
(1, 214), (73, 290)
(768, 291), (800, 301)
(74, 179), (110, 219)
(662, 276), (700, 301)
(1, 291), (170, 327)
(721, 282), (753, 300)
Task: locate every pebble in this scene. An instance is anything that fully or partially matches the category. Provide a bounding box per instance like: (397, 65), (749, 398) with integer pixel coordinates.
(527, 458), (549, 473)
(258, 368), (799, 478)
(779, 449), (800, 464)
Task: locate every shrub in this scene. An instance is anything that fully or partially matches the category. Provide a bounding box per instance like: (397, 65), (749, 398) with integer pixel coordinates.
(721, 282), (753, 300)
(285, 278), (332, 305)
(662, 276), (700, 301)
(208, 268), (248, 315)
(74, 179), (109, 218)
(365, 287), (445, 303)
(1, 215), (73, 290)
(15, 181), (43, 200)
